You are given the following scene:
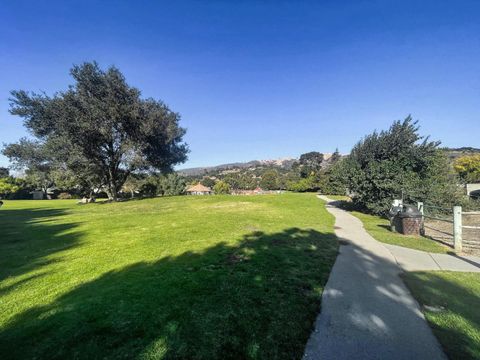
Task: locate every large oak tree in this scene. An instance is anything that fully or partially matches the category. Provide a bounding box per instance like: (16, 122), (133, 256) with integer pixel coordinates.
(4, 62), (188, 200)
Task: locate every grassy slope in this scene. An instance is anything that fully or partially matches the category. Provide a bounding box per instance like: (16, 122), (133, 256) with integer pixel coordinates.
(403, 271), (480, 360)
(350, 211), (450, 254)
(0, 193), (337, 359)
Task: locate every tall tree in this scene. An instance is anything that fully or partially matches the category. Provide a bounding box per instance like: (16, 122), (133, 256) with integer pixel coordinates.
(5, 62), (188, 201)
(297, 151), (324, 178)
(3, 139), (55, 198)
(344, 116), (460, 214)
(260, 170), (279, 190)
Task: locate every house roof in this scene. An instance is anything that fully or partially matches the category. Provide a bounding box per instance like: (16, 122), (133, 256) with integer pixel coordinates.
(186, 183), (212, 192)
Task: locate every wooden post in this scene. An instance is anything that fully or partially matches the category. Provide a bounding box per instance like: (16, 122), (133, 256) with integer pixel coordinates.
(453, 206), (462, 253)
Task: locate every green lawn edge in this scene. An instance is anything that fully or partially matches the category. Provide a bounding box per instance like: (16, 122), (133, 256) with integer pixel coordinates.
(402, 271), (480, 360)
(0, 193), (338, 359)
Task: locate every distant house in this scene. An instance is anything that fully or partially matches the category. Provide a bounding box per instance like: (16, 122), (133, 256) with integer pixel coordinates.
(186, 183), (212, 195)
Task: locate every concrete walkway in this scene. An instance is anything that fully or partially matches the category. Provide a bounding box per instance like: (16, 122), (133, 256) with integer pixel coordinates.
(385, 243), (480, 272)
(303, 196), (447, 360)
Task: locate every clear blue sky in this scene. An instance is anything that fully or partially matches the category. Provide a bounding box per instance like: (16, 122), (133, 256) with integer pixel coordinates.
(1, 0), (479, 169)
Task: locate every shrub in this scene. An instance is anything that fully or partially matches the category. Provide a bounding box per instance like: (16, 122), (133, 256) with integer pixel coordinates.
(158, 173), (186, 196)
(343, 116), (461, 214)
(58, 192), (73, 199)
(213, 181), (231, 194)
(454, 154), (480, 183)
(260, 170), (279, 190)
(286, 176), (318, 192)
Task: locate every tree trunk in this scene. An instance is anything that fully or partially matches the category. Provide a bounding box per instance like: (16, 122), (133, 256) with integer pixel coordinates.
(109, 187), (118, 201)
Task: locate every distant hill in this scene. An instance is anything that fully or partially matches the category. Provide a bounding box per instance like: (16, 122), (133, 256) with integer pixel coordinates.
(177, 157), (298, 176)
(442, 147), (480, 160)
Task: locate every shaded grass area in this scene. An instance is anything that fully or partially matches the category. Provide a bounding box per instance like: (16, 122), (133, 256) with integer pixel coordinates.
(0, 194), (337, 359)
(347, 208), (450, 254)
(403, 271), (480, 360)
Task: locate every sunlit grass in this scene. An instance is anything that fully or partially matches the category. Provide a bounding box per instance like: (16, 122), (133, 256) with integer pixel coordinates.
(0, 193), (337, 359)
(350, 211), (450, 253)
(403, 271), (480, 360)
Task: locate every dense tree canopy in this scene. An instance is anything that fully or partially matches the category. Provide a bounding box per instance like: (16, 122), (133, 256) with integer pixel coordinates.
(296, 151), (324, 178)
(260, 170), (279, 190)
(4, 62), (188, 200)
(158, 173), (186, 196)
(342, 116), (460, 214)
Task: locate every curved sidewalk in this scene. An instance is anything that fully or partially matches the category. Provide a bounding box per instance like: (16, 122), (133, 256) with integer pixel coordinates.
(303, 196), (447, 360)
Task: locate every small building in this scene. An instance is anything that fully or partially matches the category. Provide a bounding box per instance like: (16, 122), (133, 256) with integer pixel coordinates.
(186, 183), (212, 195)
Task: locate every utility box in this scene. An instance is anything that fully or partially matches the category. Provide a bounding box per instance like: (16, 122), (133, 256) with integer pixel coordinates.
(398, 205), (423, 236)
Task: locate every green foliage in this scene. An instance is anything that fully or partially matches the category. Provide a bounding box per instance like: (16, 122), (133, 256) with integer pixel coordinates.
(223, 174), (241, 189)
(238, 173), (257, 190)
(286, 176), (318, 192)
(454, 154), (480, 183)
(317, 160), (348, 195)
(122, 175), (146, 198)
(260, 170), (279, 190)
(343, 116), (460, 214)
(213, 180), (231, 194)
(200, 177), (216, 188)
(0, 178), (20, 198)
(0, 168), (9, 178)
(158, 173), (186, 196)
(297, 152), (324, 178)
(3, 139), (55, 196)
(5, 62), (188, 201)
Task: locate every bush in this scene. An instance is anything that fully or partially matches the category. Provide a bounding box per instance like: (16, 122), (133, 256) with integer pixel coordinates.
(213, 181), (231, 194)
(158, 173), (186, 196)
(343, 116), (461, 214)
(286, 176), (318, 192)
(58, 192), (73, 199)
(260, 170), (279, 190)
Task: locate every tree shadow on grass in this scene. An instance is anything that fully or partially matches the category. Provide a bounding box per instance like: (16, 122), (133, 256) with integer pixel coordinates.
(0, 208), (83, 282)
(402, 272), (480, 360)
(0, 228), (337, 360)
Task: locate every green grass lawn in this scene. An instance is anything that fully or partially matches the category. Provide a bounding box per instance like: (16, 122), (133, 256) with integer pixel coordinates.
(0, 193), (337, 359)
(403, 271), (480, 360)
(350, 210), (450, 253)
